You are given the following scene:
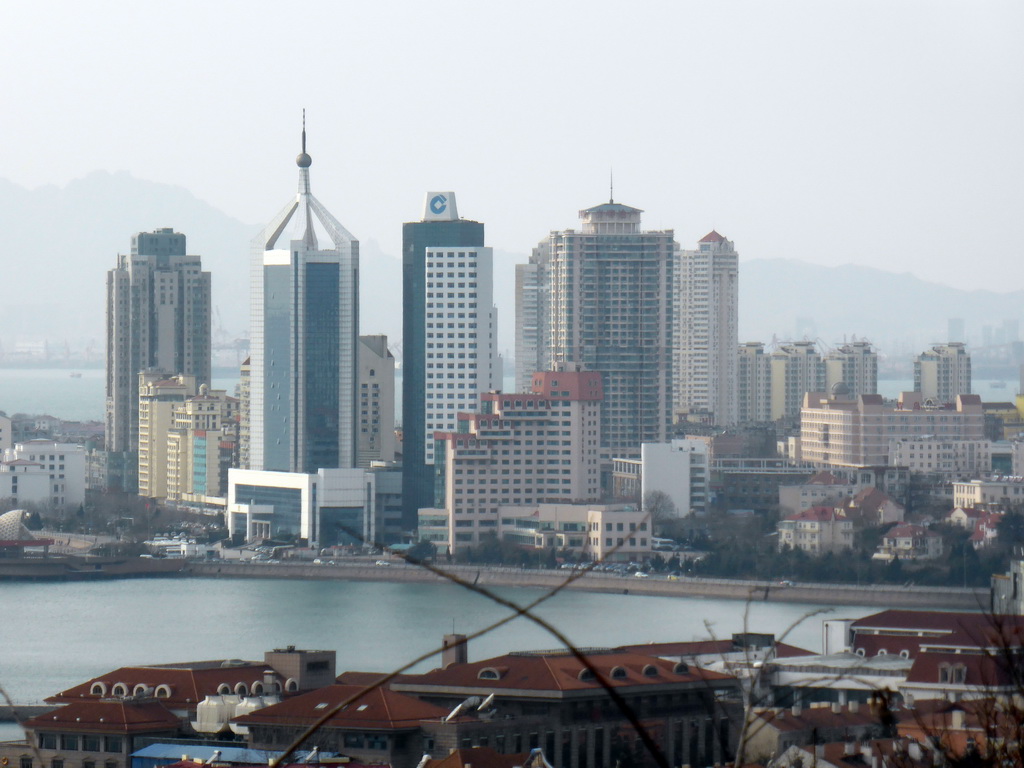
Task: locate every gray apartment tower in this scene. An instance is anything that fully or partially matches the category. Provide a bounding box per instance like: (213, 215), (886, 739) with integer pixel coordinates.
(523, 200), (674, 464)
(105, 229), (211, 468)
(247, 125), (359, 473)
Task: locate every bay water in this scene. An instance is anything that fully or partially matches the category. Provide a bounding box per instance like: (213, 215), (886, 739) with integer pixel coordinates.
(0, 576), (873, 705)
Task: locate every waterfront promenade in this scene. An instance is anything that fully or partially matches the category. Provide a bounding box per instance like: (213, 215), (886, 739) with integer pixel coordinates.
(185, 560), (987, 610)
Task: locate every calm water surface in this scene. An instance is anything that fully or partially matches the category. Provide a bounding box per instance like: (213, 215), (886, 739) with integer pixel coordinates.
(0, 577), (874, 704)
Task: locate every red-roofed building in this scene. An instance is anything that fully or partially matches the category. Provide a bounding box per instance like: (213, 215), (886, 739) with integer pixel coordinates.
(872, 523), (943, 562)
(777, 507), (853, 554)
(0, 699), (181, 768)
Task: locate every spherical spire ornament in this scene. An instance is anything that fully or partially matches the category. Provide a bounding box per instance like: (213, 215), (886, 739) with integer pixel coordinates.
(296, 152), (312, 168)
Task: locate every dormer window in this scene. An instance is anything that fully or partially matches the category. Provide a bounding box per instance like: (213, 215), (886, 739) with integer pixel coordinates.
(609, 666), (627, 680)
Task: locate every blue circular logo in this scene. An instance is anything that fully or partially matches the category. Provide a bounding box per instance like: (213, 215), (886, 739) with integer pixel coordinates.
(430, 194), (448, 215)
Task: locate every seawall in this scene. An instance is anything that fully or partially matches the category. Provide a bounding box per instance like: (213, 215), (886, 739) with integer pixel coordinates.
(184, 561), (987, 610)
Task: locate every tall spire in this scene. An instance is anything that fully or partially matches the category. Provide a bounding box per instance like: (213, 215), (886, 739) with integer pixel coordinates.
(296, 108), (312, 170)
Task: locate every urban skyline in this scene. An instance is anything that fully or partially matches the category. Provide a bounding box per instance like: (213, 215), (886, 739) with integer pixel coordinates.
(3, 3), (1021, 300)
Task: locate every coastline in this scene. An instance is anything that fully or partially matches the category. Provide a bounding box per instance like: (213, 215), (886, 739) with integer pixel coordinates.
(182, 560), (987, 611)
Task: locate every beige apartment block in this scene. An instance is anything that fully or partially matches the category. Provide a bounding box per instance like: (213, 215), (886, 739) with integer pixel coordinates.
(799, 390), (984, 468)
(430, 368), (603, 552)
(497, 502), (652, 562)
(953, 477), (1024, 510)
(137, 372), (197, 499)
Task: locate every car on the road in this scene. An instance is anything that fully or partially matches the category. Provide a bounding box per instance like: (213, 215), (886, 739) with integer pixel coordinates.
(634, 571), (649, 579)
(375, 559), (391, 566)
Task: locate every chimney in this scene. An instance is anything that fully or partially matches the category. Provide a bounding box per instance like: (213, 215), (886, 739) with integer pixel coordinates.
(442, 634), (468, 668)
(951, 708), (965, 730)
(791, 704), (802, 717)
(831, 702), (841, 714)
(844, 741), (855, 756)
(849, 700), (859, 714)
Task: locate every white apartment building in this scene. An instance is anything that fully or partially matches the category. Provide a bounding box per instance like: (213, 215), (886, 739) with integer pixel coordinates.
(1, 440), (86, 510)
(737, 342), (772, 423)
(498, 502), (652, 563)
(423, 244), (500, 467)
(799, 390), (984, 467)
(357, 335), (396, 468)
(640, 439), (710, 517)
(770, 342), (824, 421)
(914, 342), (971, 403)
(888, 436), (993, 478)
(824, 341), (878, 397)
(674, 231), (738, 426)
(953, 476), (1024, 509)
(426, 369), (603, 551)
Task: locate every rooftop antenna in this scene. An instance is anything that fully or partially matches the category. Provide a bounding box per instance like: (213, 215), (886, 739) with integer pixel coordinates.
(302, 108), (307, 154)
(609, 168), (614, 204)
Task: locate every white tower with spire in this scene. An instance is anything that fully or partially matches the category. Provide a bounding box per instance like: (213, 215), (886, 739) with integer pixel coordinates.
(248, 115), (359, 473)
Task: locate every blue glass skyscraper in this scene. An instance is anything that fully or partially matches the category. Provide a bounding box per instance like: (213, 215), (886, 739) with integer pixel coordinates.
(248, 123), (359, 473)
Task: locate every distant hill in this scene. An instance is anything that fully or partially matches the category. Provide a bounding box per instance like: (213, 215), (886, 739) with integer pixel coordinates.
(739, 259), (1024, 359)
(2, 172), (1020, 369)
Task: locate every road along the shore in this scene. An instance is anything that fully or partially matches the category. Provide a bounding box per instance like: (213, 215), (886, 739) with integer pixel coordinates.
(185, 560), (987, 610)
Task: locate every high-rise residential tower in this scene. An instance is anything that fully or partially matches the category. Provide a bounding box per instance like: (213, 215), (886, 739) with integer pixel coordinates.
(248, 123), (359, 473)
(770, 341), (824, 421)
(737, 342), (772, 423)
(105, 228), (211, 463)
(825, 341), (878, 397)
(914, 342), (971, 403)
(401, 192), (489, 526)
(514, 244), (549, 393)
(540, 200), (674, 462)
(674, 231), (739, 426)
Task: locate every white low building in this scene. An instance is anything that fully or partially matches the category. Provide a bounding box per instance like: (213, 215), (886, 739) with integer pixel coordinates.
(640, 439), (710, 516)
(0, 439), (86, 510)
(227, 468), (377, 548)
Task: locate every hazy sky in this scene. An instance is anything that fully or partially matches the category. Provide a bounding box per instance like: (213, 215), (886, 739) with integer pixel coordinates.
(3, 1), (1023, 290)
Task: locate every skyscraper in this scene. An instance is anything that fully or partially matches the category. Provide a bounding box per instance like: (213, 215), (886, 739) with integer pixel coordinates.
(248, 123), (359, 473)
(737, 341), (771, 423)
(514, 244), (549, 393)
(914, 342), (971, 403)
(105, 228), (211, 473)
(674, 231), (739, 426)
(770, 341), (824, 420)
(825, 341), (878, 397)
(540, 200), (674, 462)
(401, 192), (487, 526)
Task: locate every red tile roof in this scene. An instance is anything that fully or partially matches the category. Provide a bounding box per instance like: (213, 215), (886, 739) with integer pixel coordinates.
(393, 650), (730, 695)
(425, 747), (532, 768)
(24, 700), (180, 733)
(233, 684), (450, 731)
(785, 507), (847, 523)
(617, 640), (812, 659)
(47, 662), (272, 706)
(699, 230), (726, 243)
